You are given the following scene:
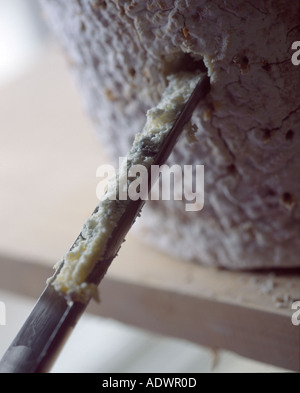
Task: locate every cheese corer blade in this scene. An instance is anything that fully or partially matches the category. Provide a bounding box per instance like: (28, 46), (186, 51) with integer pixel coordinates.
(0, 74), (210, 373)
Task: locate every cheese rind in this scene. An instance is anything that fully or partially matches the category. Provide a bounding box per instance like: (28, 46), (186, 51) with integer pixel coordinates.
(42, 0), (300, 269)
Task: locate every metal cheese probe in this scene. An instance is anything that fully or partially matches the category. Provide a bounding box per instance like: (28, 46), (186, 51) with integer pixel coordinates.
(0, 75), (210, 373)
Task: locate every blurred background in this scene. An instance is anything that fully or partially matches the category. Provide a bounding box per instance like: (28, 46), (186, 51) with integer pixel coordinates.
(0, 0), (287, 373)
(0, 0), (47, 85)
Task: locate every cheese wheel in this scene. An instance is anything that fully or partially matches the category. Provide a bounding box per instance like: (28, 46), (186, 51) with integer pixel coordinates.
(41, 0), (300, 269)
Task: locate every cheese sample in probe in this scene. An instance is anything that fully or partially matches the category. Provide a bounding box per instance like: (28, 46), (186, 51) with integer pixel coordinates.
(51, 71), (205, 302)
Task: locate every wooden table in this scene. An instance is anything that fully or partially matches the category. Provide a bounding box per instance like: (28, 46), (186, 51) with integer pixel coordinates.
(0, 46), (299, 372)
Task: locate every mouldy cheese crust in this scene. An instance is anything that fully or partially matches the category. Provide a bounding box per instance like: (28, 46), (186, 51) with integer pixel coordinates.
(52, 72), (203, 302)
(42, 0), (300, 269)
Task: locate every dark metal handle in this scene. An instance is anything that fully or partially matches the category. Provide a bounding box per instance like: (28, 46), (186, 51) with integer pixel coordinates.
(0, 75), (210, 373)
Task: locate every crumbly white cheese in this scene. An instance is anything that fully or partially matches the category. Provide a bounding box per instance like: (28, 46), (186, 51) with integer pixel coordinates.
(42, 0), (300, 270)
(51, 72), (202, 302)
